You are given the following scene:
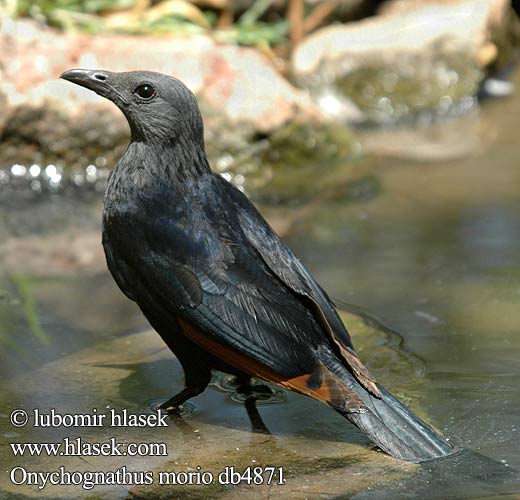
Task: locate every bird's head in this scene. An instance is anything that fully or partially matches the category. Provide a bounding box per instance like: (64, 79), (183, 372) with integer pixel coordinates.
(60, 69), (204, 147)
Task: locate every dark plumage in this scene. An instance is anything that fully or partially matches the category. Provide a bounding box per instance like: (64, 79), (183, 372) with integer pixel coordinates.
(61, 68), (454, 462)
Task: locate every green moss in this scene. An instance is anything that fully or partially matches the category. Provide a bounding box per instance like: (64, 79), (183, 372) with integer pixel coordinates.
(0, 104), (129, 170)
(263, 121), (356, 168)
(336, 51), (483, 124)
(252, 121), (361, 203)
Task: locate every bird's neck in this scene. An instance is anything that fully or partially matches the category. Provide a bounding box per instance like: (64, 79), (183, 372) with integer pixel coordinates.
(119, 138), (211, 183)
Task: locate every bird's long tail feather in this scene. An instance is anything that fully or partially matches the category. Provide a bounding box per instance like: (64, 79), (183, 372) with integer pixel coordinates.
(320, 348), (455, 462)
(339, 383), (455, 462)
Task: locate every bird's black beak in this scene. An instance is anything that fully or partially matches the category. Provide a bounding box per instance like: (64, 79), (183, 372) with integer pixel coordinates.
(61, 68), (110, 93)
(60, 68), (129, 104)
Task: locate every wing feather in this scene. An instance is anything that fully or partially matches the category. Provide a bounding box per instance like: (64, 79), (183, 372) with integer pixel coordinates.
(221, 177), (381, 397)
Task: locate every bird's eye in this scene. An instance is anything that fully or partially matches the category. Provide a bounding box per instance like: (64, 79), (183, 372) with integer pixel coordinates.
(134, 84), (156, 99)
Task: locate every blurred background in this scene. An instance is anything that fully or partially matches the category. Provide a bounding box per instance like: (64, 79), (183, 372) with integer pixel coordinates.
(1, 1), (520, 499)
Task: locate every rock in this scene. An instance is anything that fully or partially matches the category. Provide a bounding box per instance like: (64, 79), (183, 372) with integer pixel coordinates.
(291, 0), (515, 124)
(0, 86), (8, 132)
(294, 0), (511, 76)
(201, 46), (319, 132)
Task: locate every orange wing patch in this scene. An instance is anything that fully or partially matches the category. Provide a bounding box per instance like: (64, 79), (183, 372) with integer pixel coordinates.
(178, 318), (367, 412)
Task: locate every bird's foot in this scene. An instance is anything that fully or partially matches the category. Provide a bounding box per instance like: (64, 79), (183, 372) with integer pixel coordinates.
(156, 387), (201, 417)
(158, 400), (181, 413)
(157, 400), (199, 418)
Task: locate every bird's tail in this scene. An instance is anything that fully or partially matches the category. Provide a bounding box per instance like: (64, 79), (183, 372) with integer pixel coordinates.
(337, 383), (455, 462)
(320, 348), (454, 462)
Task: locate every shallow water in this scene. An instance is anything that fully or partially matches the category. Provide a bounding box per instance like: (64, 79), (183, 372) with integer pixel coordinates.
(1, 70), (520, 499)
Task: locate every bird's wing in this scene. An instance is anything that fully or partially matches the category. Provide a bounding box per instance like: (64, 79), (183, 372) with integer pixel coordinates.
(132, 212), (369, 412)
(102, 229), (136, 302)
(220, 177), (380, 398)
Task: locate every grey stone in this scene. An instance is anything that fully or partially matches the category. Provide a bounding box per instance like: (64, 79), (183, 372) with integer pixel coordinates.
(291, 0), (515, 124)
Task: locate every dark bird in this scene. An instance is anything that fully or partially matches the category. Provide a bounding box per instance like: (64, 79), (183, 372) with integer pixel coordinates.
(61, 68), (454, 462)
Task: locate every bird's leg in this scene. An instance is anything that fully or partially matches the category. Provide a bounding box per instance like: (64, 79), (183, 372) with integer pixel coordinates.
(244, 397), (271, 434)
(159, 388), (199, 411)
(231, 374), (271, 433)
(159, 368), (211, 413)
